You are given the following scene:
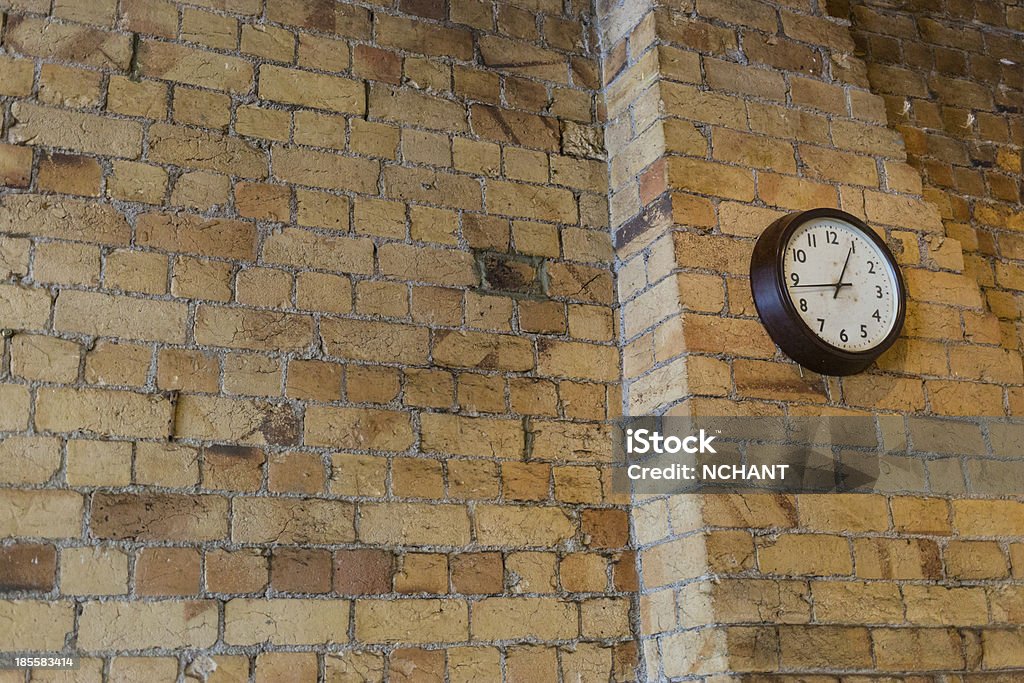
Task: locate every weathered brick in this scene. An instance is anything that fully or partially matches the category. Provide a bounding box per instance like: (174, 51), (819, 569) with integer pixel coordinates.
(138, 41), (253, 93)
(263, 229), (374, 274)
(174, 395), (302, 446)
(55, 290), (187, 343)
(471, 104), (561, 152)
(0, 435), (62, 485)
(375, 13), (473, 59)
(148, 124), (266, 178)
(267, 0), (370, 37)
(273, 145), (380, 193)
(0, 601), (74, 650)
(355, 599), (469, 643)
(360, 503), (471, 546)
(194, 306), (313, 352)
(473, 597), (577, 640)
(35, 388), (171, 439)
(78, 601), (218, 650)
(5, 15), (131, 69)
(9, 102), (142, 159)
(305, 406), (415, 451)
(370, 84), (468, 132)
(0, 544), (55, 592)
(0, 284), (52, 331)
(383, 166), (482, 210)
(259, 65), (364, 113)
(91, 493), (227, 541)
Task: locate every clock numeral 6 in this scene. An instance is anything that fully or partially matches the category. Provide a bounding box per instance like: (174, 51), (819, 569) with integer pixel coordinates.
(840, 329), (849, 343)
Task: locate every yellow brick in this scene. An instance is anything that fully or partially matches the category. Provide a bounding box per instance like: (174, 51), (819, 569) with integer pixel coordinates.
(194, 306), (312, 351)
(55, 290), (187, 343)
(9, 102), (142, 159)
(384, 166), (482, 210)
(260, 65), (364, 114)
(39, 63), (103, 108)
(149, 124), (266, 178)
(241, 24), (295, 62)
(108, 161), (168, 204)
(5, 16), (131, 69)
(66, 440), (132, 487)
(757, 534), (852, 576)
(0, 601), (74, 650)
(232, 497), (353, 543)
(78, 601), (217, 650)
(84, 341), (151, 387)
(320, 318), (427, 364)
(263, 228), (374, 274)
(10, 334), (80, 383)
(0, 435), (61, 485)
(173, 88), (231, 130)
(60, 547), (129, 595)
(488, 179), (578, 223)
(273, 145), (380, 193)
(0, 56), (35, 97)
(181, 8), (238, 49)
(226, 599), (348, 645)
(0, 489), (83, 538)
(305, 406), (414, 451)
(35, 388), (171, 439)
(236, 106), (291, 141)
(355, 599), (468, 643)
(472, 598), (577, 640)
(35, 244), (92, 286)
(359, 503), (471, 546)
(138, 40), (253, 93)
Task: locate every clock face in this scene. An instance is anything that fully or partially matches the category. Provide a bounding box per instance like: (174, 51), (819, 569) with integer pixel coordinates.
(781, 217), (899, 352)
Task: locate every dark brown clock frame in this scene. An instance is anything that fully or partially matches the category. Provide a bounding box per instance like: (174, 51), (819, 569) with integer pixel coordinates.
(749, 207), (907, 376)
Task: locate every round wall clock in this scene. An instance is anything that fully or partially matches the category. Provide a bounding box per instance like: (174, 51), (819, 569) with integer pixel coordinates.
(750, 208), (907, 376)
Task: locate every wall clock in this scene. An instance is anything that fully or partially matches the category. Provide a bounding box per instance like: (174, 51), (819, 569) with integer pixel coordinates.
(750, 208), (907, 376)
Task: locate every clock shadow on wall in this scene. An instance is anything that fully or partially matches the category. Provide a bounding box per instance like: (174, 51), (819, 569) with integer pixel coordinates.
(750, 207), (907, 377)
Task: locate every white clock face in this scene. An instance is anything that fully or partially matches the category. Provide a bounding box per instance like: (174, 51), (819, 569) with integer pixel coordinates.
(782, 217), (900, 352)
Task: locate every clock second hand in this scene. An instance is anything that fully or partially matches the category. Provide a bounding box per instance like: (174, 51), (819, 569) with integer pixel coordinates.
(833, 244), (854, 299)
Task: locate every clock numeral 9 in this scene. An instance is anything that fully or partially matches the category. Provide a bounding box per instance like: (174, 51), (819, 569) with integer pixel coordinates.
(790, 272), (800, 285)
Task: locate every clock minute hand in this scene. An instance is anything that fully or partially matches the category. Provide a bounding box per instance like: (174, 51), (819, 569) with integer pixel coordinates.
(791, 282), (852, 288)
(833, 245), (853, 299)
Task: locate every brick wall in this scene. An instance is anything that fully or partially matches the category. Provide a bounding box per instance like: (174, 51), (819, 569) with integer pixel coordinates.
(0, 0), (635, 679)
(601, 0), (1024, 676)
(1, 0), (1023, 680)
(839, 0), (1024, 390)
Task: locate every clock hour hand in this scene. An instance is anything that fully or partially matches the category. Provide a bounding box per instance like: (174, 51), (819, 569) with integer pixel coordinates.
(833, 245), (854, 299)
